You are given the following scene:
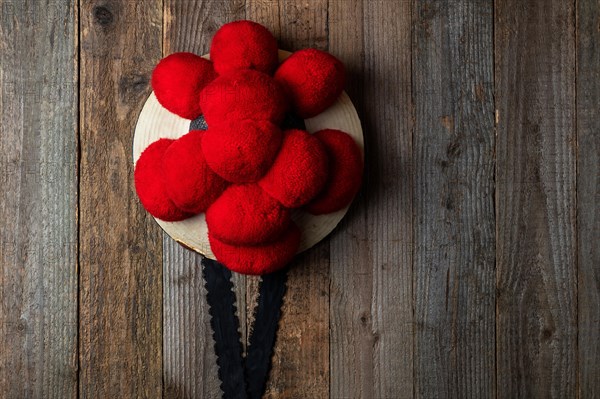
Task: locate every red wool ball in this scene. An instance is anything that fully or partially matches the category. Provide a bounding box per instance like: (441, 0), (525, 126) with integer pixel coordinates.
(206, 184), (291, 245)
(306, 129), (363, 215)
(134, 139), (192, 221)
(199, 69), (288, 126)
(151, 52), (218, 120)
(209, 223), (301, 275)
(210, 20), (279, 76)
(275, 48), (346, 118)
(201, 120), (282, 183)
(259, 129), (329, 208)
(162, 130), (229, 214)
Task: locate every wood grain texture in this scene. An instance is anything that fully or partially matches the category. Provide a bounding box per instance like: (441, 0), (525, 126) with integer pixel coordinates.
(328, 0), (414, 397)
(162, 1), (244, 398)
(576, 0), (600, 396)
(163, 246), (220, 399)
(413, 1), (496, 397)
(246, 3), (331, 397)
(2, 1), (600, 398)
(495, 0), (577, 397)
(78, 1), (163, 397)
(0, 1), (78, 398)
(261, 248), (330, 399)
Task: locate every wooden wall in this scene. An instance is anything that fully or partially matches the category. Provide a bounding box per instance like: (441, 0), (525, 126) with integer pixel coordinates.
(0, 0), (597, 398)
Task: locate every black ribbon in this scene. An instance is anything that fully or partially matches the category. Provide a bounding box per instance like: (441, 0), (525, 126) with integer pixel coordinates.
(202, 258), (248, 399)
(202, 257), (287, 399)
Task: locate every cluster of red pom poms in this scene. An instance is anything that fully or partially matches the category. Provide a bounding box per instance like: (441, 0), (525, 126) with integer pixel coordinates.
(135, 20), (362, 275)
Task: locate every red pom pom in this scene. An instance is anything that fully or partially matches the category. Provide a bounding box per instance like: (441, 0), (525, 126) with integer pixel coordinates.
(306, 129), (363, 214)
(209, 223), (301, 275)
(259, 129), (329, 208)
(135, 139), (192, 221)
(151, 52), (217, 120)
(201, 120), (282, 183)
(275, 49), (345, 118)
(199, 69), (288, 126)
(210, 20), (279, 76)
(162, 130), (229, 214)
(206, 184), (291, 245)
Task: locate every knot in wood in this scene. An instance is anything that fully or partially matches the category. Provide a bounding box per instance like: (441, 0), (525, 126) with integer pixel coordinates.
(93, 6), (113, 26)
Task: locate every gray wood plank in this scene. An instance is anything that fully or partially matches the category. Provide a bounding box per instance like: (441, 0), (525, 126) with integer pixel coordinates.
(161, 2), (245, 398)
(78, 1), (164, 397)
(495, 0), (577, 397)
(262, 248), (330, 399)
(413, 1), (496, 397)
(329, 0), (414, 397)
(163, 246), (220, 399)
(0, 1), (78, 398)
(576, 0), (600, 396)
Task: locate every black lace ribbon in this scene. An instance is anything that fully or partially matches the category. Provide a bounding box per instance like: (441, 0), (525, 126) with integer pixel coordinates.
(202, 257), (287, 399)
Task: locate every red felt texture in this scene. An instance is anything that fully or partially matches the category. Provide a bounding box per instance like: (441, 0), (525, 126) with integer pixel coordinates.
(199, 69), (288, 126)
(209, 222), (301, 275)
(135, 139), (192, 221)
(306, 129), (363, 214)
(210, 20), (279, 76)
(162, 130), (229, 214)
(141, 22), (360, 274)
(206, 184), (291, 245)
(151, 52), (217, 120)
(259, 129), (329, 208)
(201, 120), (282, 183)
(274, 48), (346, 118)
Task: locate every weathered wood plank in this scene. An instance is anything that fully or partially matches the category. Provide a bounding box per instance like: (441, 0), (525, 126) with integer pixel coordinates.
(413, 1), (496, 397)
(246, 0), (280, 40)
(0, 1), (78, 398)
(261, 248), (330, 399)
(244, 2), (331, 397)
(495, 0), (577, 397)
(162, 247), (221, 399)
(78, 1), (163, 397)
(329, 0), (414, 397)
(276, 0), (328, 51)
(576, 0), (600, 396)
(162, 2), (244, 398)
